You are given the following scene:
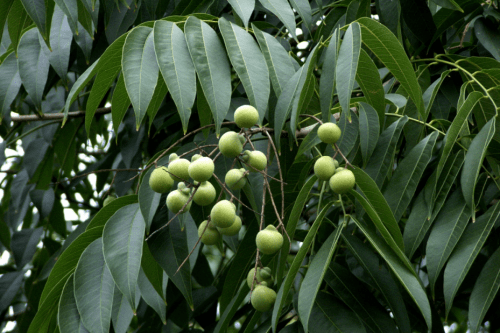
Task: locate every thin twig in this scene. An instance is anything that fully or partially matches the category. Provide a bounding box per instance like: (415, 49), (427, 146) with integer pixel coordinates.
(10, 107), (111, 122)
(334, 143), (353, 168)
(299, 114), (323, 124)
(238, 158), (286, 184)
(52, 168), (141, 185)
(175, 217), (211, 275)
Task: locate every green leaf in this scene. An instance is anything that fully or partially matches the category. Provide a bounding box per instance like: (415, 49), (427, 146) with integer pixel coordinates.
(356, 49), (385, 126)
(20, 0), (52, 44)
(102, 203), (145, 311)
(0, 271), (24, 314)
(58, 275), (89, 333)
(336, 22), (361, 117)
(153, 20), (196, 133)
(426, 190), (471, 294)
(138, 268), (166, 323)
(0, 0), (14, 44)
(86, 195), (138, 230)
(277, 175), (317, 284)
(295, 124), (321, 159)
(349, 216), (432, 329)
(383, 131), (438, 222)
(253, 25), (296, 97)
(437, 91), (483, 179)
(122, 26), (159, 130)
(54, 0), (78, 33)
(352, 167), (403, 250)
(8, 0), (31, 55)
(139, 168), (161, 233)
(272, 200), (333, 332)
(184, 16), (231, 136)
(423, 70), (452, 118)
(228, 0), (254, 28)
(309, 292), (366, 333)
(111, 285), (135, 333)
(111, 73), (131, 135)
(461, 118), (496, 219)
(298, 226), (344, 331)
(141, 241), (165, 301)
(74, 238), (115, 333)
(342, 232), (411, 333)
(148, 219), (193, 309)
(319, 28), (340, 122)
(258, 0), (297, 40)
(358, 102), (380, 165)
(469, 246), (500, 332)
(430, 0), (463, 12)
(289, 0), (313, 35)
(0, 52), (22, 118)
(325, 263), (399, 333)
(444, 201), (500, 316)
(11, 227), (43, 268)
(219, 17), (270, 124)
(357, 18), (425, 118)
(335, 110), (359, 160)
(146, 71), (168, 131)
(474, 18), (500, 61)
(17, 28), (49, 111)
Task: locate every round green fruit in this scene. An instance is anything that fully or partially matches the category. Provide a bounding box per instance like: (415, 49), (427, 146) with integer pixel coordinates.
(318, 122), (342, 144)
(256, 225), (283, 255)
(251, 285), (277, 312)
(103, 196), (116, 206)
(334, 167), (345, 174)
(234, 105), (259, 128)
(198, 220), (220, 245)
(246, 267), (273, 288)
(329, 169), (356, 194)
(333, 159), (339, 168)
(219, 131), (244, 158)
(242, 150), (267, 172)
(166, 187), (192, 214)
(188, 155), (214, 182)
(210, 200), (236, 228)
(168, 153), (190, 181)
(314, 156), (336, 181)
(149, 166), (174, 193)
(193, 181), (216, 206)
(225, 168), (247, 190)
(217, 215), (242, 236)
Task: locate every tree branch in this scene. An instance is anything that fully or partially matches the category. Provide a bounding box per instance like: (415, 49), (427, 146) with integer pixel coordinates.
(10, 107), (111, 122)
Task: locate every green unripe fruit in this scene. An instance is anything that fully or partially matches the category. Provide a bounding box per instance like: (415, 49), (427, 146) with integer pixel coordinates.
(149, 166), (174, 193)
(166, 187), (192, 214)
(210, 200), (236, 228)
(217, 216), (242, 236)
(103, 196), (116, 206)
(251, 285), (277, 312)
(188, 155), (214, 182)
(198, 220), (221, 245)
(246, 267), (273, 288)
(333, 159), (339, 168)
(225, 168), (247, 190)
(334, 167), (345, 174)
(219, 131), (244, 158)
(256, 225), (283, 255)
(314, 156), (336, 181)
(242, 150), (267, 172)
(318, 122), (342, 144)
(168, 153), (190, 181)
(329, 169), (356, 194)
(234, 105), (259, 128)
(193, 181), (216, 206)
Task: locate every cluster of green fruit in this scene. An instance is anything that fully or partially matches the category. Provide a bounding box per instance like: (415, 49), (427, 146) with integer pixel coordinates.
(314, 122), (356, 193)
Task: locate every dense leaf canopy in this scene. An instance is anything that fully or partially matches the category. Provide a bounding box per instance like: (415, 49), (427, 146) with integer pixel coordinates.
(1, 0), (500, 332)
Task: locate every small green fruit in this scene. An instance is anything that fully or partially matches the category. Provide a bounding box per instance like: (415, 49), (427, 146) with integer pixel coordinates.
(218, 216), (242, 236)
(219, 131), (244, 158)
(246, 267), (273, 288)
(314, 156), (336, 181)
(168, 153), (190, 181)
(198, 220), (221, 245)
(256, 225), (283, 255)
(210, 200), (236, 228)
(193, 181), (216, 206)
(225, 168), (247, 190)
(242, 150), (267, 172)
(234, 105), (259, 128)
(334, 167), (345, 174)
(103, 196), (116, 206)
(318, 122), (342, 144)
(149, 166), (174, 193)
(166, 185), (192, 214)
(251, 285), (277, 312)
(329, 169), (356, 194)
(188, 155), (214, 182)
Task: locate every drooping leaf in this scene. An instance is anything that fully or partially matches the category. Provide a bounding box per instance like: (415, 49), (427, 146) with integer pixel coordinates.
(54, 0), (78, 33)
(219, 17), (270, 124)
(139, 167), (161, 233)
(122, 26), (158, 130)
(0, 52), (22, 118)
(20, 0), (53, 43)
(153, 20), (196, 133)
(58, 275), (89, 333)
(258, 0), (297, 40)
(228, 0), (254, 28)
(0, 271), (24, 314)
(358, 102), (380, 164)
(289, 0), (313, 35)
(111, 73), (131, 134)
(356, 49), (385, 126)
(11, 227), (43, 269)
(138, 268), (166, 323)
(474, 18), (500, 61)
(184, 16), (231, 136)
(111, 285), (135, 333)
(319, 28), (340, 122)
(336, 22), (361, 118)
(8, 0), (31, 54)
